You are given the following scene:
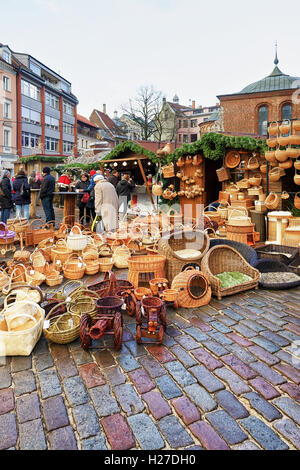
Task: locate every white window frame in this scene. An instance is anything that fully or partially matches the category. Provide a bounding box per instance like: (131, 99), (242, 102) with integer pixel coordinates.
(2, 49), (11, 64)
(21, 79), (40, 101)
(45, 115), (59, 130)
(22, 131), (40, 149)
(3, 99), (12, 119)
(63, 141), (73, 153)
(45, 137), (59, 152)
(3, 127), (11, 152)
(63, 122), (73, 135)
(3, 76), (11, 92)
(45, 92), (59, 109)
(21, 106), (41, 125)
(63, 101), (73, 115)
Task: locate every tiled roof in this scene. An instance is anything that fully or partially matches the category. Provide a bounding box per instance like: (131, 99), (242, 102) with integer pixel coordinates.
(167, 102), (191, 116)
(77, 114), (99, 129)
(94, 110), (126, 137)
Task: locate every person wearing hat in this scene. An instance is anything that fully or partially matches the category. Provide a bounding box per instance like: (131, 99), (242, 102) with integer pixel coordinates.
(94, 175), (119, 232)
(40, 167), (56, 223)
(75, 173), (91, 223)
(13, 170), (31, 220)
(58, 171), (72, 208)
(0, 170), (13, 224)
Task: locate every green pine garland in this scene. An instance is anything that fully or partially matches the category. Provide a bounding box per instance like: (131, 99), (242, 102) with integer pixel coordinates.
(19, 155), (67, 164)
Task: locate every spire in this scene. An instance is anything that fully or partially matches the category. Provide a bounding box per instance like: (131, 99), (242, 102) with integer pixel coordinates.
(274, 40), (279, 65)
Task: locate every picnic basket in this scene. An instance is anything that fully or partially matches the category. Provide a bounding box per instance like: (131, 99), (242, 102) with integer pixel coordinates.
(247, 156), (260, 170)
(112, 244), (131, 269)
(66, 225), (88, 251)
(43, 302), (81, 344)
(63, 253), (86, 280)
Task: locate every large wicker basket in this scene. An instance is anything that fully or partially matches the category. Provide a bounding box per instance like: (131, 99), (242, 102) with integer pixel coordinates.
(158, 230), (210, 282)
(63, 254), (86, 280)
(43, 302), (81, 344)
(171, 267), (211, 308)
(201, 245), (259, 299)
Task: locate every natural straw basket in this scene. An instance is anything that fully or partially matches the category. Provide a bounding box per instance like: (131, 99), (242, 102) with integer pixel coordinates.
(248, 174), (262, 186)
(51, 239), (72, 264)
(43, 302), (81, 344)
(171, 267), (211, 308)
(25, 268), (46, 287)
(247, 156), (260, 170)
(99, 257), (114, 273)
(45, 272), (63, 287)
(30, 249), (47, 274)
(265, 192), (280, 210)
(134, 287), (152, 301)
(38, 237), (55, 262)
(63, 254), (86, 280)
(269, 166), (285, 182)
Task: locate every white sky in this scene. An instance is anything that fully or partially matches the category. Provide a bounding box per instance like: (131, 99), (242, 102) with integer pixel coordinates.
(2, 0), (300, 119)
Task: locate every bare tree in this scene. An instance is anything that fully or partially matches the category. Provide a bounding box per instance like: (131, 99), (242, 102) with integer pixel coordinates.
(122, 85), (163, 141)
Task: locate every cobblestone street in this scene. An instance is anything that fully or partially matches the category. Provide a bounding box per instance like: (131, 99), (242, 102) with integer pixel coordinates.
(0, 273), (299, 450)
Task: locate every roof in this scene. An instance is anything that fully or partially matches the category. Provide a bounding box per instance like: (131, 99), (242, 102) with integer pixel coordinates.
(167, 101), (191, 116)
(94, 110), (126, 138)
(222, 54), (300, 96)
(77, 114), (99, 129)
(133, 140), (176, 153)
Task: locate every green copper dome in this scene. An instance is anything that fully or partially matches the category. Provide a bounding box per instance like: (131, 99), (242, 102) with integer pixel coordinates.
(239, 54), (300, 94)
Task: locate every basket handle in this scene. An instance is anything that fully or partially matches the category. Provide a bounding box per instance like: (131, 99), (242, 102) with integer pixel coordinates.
(5, 312), (38, 330)
(69, 225), (83, 236)
(228, 208), (248, 221)
(183, 266), (196, 272)
(30, 219), (44, 231)
(4, 291), (33, 309)
(55, 238), (69, 248)
(99, 243), (113, 254)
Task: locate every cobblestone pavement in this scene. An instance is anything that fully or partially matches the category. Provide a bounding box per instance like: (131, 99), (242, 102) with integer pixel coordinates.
(0, 270), (300, 450)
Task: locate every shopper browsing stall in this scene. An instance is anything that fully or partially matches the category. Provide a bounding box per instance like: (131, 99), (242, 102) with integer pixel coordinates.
(0, 170), (13, 224)
(13, 170), (31, 220)
(40, 167), (56, 223)
(94, 174), (119, 232)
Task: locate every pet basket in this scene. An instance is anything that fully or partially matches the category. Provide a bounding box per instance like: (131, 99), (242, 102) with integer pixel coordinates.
(201, 245), (259, 300)
(43, 302), (81, 344)
(216, 166), (230, 182)
(66, 225), (88, 251)
(225, 151), (241, 169)
(63, 253), (86, 280)
(171, 267), (211, 308)
(265, 192), (280, 210)
(255, 244), (298, 264)
(158, 230), (209, 282)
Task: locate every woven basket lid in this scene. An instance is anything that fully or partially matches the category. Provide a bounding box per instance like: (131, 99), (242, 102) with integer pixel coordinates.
(225, 151), (241, 169)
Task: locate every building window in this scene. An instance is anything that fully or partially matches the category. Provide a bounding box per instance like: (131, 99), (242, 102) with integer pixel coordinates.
(45, 137), (59, 152)
(45, 92), (59, 109)
(191, 120), (197, 128)
(178, 120), (181, 129)
(63, 141), (73, 153)
(63, 101), (74, 115)
(22, 107), (41, 125)
(29, 62), (41, 76)
(2, 49), (11, 64)
(191, 133), (198, 142)
(178, 134), (182, 143)
(281, 103), (292, 121)
(22, 132), (40, 148)
(183, 134), (189, 143)
(3, 100), (11, 119)
(183, 120), (189, 128)
(21, 80), (40, 101)
(61, 82), (71, 94)
(3, 128), (11, 151)
(3, 76), (11, 92)
(45, 115), (59, 130)
(258, 105), (268, 136)
(63, 122), (73, 135)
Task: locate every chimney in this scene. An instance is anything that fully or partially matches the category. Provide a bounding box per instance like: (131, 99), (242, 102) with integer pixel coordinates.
(192, 100), (195, 109)
(163, 97), (166, 103)
(103, 104), (107, 114)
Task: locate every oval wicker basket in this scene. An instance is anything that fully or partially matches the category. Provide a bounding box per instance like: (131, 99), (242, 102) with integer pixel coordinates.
(134, 287), (152, 301)
(266, 138), (278, 148)
(30, 249), (47, 274)
(45, 272), (63, 287)
(247, 156), (259, 170)
(275, 148), (288, 162)
(265, 150), (276, 162)
(269, 166), (285, 182)
(279, 159), (293, 169)
(13, 247), (31, 264)
(99, 257), (114, 273)
(268, 122), (279, 136)
(171, 267), (211, 308)
(66, 226), (88, 251)
(265, 192), (280, 210)
(43, 302), (81, 344)
(161, 289), (178, 302)
(260, 163), (268, 174)
(63, 254), (86, 280)
(112, 244), (131, 269)
(286, 146), (300, 159)
(51, 239), (72, 264)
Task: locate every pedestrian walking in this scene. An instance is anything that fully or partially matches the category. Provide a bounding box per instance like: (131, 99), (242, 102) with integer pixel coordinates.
(94, 175), (119, 232)
(0, 170), (13, 224)
(116, 173), (135, 218)
(12, 170), (31, 220)
(40, 167), (56, 223)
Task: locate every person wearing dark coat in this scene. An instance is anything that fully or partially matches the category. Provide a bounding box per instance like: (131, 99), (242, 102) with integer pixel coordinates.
(0, 170), (13, 224)
(40, 167), (56, 223)
(13, 170), (31, 220)
(107, 170), (119, 188)
(116, 173), (135, 218)
(75, 173), (91, 224)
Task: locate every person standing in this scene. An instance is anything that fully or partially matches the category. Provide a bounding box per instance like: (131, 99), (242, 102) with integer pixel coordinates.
(87, 170), (97, 220)
(116, 173), (135, 217)
(75, 173), (91, 223)
(58, 172), (72, 208)
(13, 170), (31, 220)
(94, 175), (119, 232)
(0, 170), (13, 224)
(107, 170), (119, 188)
(40, 167), (56, 223)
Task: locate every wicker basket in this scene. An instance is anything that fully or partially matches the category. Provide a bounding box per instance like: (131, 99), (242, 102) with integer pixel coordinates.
(13, 247), (31, 263)
(45, 272), (63, 287)
(99, 257), (114, 273)
(201, 245), (259, 300)
(225, 184), (240, 195)
(227, 208), (252, 227)
(51, 239), (72, 265)
(269, 166), (285, 182)
(248, 174), (262, 186)
(158, 230), (209, 282)
(43, 302), (81, 344)
(248, 186), (263, 196)
(265, 192), (280, 210)
(247, 156), (260, 170)
(25, 268), (46, 287)
(171, 267), (211, 308)
(216, 166), (230, 182)
(112, 244), (131, 269)
(63, 254), (86, 280)
(134, 287), (152, 300)
(66, 226), (88, 251)
(84, 258), (100, 275)
(30, 249), (47, 274)
(225, 151), (241, 169)
(7, 217), (29, 234)
(237, 179), (250, 189)
(255, 244), (298, 264)
(203, 206), (221, 224)
(149, 278), (169, 295)
(127, 255), (166, 273)
(161, 289), (178, 303)
(26, 220), (54, 246)
(69, 291), (99, 319)
(162, 163), (175, 178)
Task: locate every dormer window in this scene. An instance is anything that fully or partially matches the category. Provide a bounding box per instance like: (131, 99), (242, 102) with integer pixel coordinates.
(2, 49), (11, 64)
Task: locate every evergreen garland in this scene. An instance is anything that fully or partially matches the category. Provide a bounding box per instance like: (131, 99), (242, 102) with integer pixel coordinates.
(19, 155), (67, 164)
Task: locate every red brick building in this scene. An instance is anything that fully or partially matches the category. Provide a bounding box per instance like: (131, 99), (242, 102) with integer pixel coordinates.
(217, 53), (300, 137)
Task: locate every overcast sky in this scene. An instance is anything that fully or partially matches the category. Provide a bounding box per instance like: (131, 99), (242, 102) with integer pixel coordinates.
(2, 0), (300, 118)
